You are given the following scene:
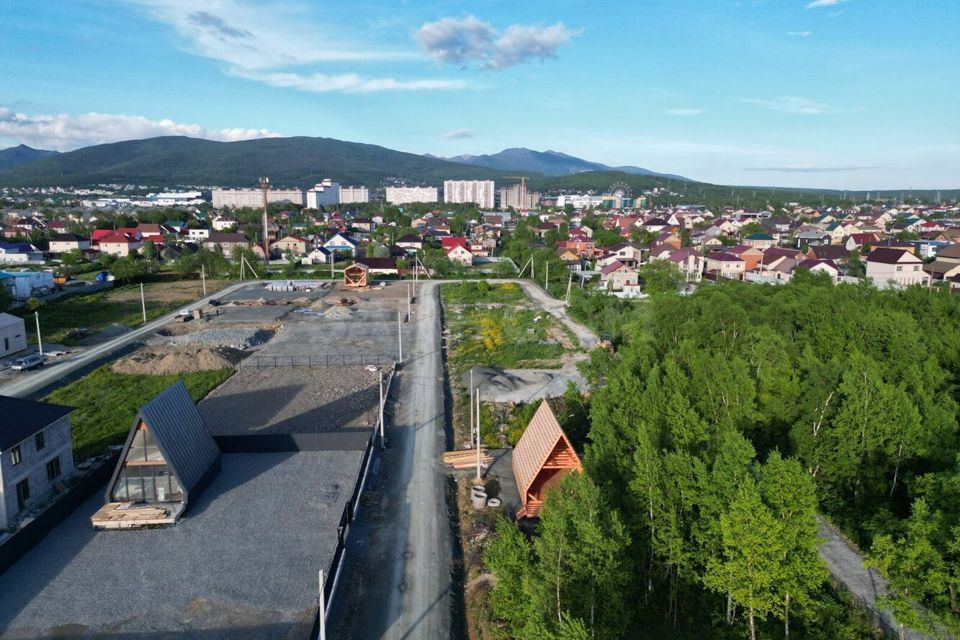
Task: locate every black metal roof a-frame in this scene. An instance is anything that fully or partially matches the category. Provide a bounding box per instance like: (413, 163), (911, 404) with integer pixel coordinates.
(104, 381), (220, 507)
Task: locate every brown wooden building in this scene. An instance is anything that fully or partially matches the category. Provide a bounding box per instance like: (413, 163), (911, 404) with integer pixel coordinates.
(512, 401), (582, 519)
(343, 262), (369, 288)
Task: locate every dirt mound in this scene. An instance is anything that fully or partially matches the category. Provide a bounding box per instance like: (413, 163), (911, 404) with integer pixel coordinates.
(112, 346), (244, 375)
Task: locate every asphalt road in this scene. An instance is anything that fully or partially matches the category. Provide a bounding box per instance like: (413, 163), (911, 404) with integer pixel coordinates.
(0, 281), (255, 399)
(329, 280), (453, 639)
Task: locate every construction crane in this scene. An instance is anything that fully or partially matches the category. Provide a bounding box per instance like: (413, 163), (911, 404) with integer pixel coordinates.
(504, 176), (529, 211)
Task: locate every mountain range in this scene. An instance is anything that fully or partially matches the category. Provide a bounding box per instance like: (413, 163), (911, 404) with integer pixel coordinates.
(439, 147), (689, 181)
(0, 136), (691, 190)
(0, 136), (514, 189)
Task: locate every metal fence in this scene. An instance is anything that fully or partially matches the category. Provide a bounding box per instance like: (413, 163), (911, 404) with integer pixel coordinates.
(238, 353), (395, 369)
(312, 365), (397, 639)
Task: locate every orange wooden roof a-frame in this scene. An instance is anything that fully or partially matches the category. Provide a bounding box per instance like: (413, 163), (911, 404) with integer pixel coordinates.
(512, 400), (582, 519)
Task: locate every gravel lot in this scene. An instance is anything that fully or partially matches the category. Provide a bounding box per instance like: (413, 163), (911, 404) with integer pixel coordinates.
(0, 451), (363, 640)
(150, 327), (275, 350)
(199, 366), (389, 435)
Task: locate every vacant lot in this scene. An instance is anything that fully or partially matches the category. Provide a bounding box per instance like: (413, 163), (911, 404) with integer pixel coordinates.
(15, 280), (229, 346)
(44, 365), (234, 458)
(441, 282), (573, 374)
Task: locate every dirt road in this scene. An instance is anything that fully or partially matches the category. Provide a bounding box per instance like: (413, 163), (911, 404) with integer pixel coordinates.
(328, 281), (454, 639)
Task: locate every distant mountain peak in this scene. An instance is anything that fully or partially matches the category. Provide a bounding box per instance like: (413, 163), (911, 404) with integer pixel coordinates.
(0, 144), (59, 171)
(437, 147), (688, 181)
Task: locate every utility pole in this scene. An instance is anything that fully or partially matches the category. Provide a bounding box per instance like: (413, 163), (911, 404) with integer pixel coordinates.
(140, 283), (146, 323)
(259, 177), (270, 266)
(545, 261), (549, 290)
(565, 271), (573, 305)
(318, 570), (327, 640)
(397, 311), (403, 363)
(469, 368), (474, 450)
(201, 264), (207, 296)
(379, 369), (385, 449)
(34, 311), (43, 357)
(475, 387), (481, 481)
(330, 252), (334, 280)
(407, 283), (411, 320)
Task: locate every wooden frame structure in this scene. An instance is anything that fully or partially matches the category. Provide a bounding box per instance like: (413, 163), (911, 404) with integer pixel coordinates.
(343, 262), (369, 289)
(512, 400), (582, 519)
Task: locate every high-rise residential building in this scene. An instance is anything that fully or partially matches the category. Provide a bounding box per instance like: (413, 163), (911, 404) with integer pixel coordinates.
(385, 186), (439, 204)
(306, 180), (340, 208)
(498, 184), (540, 210)
(444, 180), (495, 209)
(212, 188), (305, 209)
(339, 186), (370, 204)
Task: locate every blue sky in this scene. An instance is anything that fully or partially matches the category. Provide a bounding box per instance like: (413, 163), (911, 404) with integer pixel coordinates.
(1, 0), (958, 190)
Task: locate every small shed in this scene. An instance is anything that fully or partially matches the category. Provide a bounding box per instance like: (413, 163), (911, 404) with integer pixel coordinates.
(0, 313), (27, 358)
(92, 381), (220, 529)
(343, 262), (369, 288)
(512, 401), (582, 519)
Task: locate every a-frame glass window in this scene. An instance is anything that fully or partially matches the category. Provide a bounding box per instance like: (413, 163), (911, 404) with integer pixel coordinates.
(110, 422), (183, 503)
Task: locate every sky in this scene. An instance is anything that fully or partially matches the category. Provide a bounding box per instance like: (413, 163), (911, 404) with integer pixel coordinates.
(1, 0), (958, 190)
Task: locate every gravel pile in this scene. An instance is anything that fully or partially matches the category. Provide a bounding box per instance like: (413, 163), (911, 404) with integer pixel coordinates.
(151, 327), (275, 350)
(112, 346), (244, 375)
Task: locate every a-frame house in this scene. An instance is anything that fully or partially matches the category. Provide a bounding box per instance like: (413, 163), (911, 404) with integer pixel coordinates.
(512, 400), (582, 519)
(91, 381), (221, 529)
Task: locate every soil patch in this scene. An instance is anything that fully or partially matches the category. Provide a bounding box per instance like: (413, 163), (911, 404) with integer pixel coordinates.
(111, 346), (245, 375)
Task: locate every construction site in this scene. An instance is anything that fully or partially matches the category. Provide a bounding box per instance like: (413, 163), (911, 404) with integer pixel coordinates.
(0, 277), (412, 640)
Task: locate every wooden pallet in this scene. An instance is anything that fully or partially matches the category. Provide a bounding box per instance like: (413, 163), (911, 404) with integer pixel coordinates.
(443, 449), (494, 469)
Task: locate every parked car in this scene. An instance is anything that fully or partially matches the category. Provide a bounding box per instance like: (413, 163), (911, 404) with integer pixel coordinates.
(11, 353), (44, 371)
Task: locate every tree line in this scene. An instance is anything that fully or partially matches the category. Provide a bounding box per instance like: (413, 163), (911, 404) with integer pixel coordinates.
(487, 274), (960, 638)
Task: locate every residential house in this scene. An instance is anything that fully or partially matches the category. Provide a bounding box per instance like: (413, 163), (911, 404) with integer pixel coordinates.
(271, 236), (309, 257)
(136, 224), (165, 242)
(742, 233), (775, 250)
(440, 237), (469, 252)
(202, 232), (249, 256)
(186, 228), (211, 242)
(796, 259), (840, 281)
(301, 247), (332, 265)
(446, 244), (474, 266)
(99, 233), (142, 257)
(0, 395), (75, 529)
(924, 244), (960, 281)
(599, 261), (639, 291)
(211, 216), (238, 231)
(48, 233), (91, 254)
(656, 232), (682, 250)
(323, 232), (358, 258)
(0, 313), (27, 358)
(93, 382), (219, 528)
(355, 257), (399, 276)
(0, 242), (43, 264)
(865, 248), (930, 289)
(808, 245), (850, 263)
(726, 245), (763, 271)
(661, 248), (704, 281)
(599, 243), (643, 269)
(396, 235), (423, 254)
(705, 252), (746, 280)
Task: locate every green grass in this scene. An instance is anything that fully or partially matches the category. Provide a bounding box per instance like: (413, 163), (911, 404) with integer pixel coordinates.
(440, 281), (526, 305)
(445, 306), (569, 373)
(14, 287), (189, 345)
(45, 366), (234, 459)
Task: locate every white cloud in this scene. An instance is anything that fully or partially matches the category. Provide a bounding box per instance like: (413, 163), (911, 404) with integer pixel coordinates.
(126, 0), (458, 93)
(233, 69), (464, 93)
(805, 0), (849, 9)
(0, 106), (280, 151)
(743, 96), (828, 115)
(786, 31), (813, 37)
(663, 108), (703, 116)
(416, 15), (578, 69)
(442, 128), (474, 139)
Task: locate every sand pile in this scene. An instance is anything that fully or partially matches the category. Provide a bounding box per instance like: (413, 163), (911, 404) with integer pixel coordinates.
(323, 305), (355, 320)
(112, 346), (245, 375)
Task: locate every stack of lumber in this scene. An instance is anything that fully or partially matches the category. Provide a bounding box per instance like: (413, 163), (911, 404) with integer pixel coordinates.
(443, 449), (493, 469)
(90, 502), (174, 529)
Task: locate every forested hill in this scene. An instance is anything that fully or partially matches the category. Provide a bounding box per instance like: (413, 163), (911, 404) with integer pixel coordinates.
(486, 276), (960, 639)
(0, 144), (58, 171)
(0, 136), (518, 188)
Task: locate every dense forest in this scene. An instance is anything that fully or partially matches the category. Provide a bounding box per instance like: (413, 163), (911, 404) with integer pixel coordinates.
(487, 275), (960, 639)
